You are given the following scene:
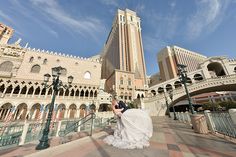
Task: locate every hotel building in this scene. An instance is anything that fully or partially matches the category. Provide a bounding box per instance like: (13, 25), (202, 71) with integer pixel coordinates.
(158, 46), (207, 81)
(101, 9), (147, 101)
(0, 22), (112, 122)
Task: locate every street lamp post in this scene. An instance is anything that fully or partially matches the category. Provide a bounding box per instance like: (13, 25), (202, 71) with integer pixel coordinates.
(163, 90), (171, 118)
(177, 64), (195, 114)
(36, 66), (73, 150)
(168, 89), (178, 120)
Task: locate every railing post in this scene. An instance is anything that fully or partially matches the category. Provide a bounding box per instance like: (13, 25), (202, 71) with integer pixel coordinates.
(204, 110), (215, 133)
(56, 120), (62, 137)
(90, 114), (94, 136)
(229, 109), (236, 126)
(19, 121), (29, 145)
(77, 121), (81, 132)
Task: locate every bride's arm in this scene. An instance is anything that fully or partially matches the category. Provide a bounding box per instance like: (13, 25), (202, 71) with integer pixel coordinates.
(112, 103), (123, 117)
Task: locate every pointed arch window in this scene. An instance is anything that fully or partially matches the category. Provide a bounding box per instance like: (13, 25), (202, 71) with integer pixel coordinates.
(128, 78), (131, 85)
(29, 57), (34, 62)
(84, 71), (91, 79)
(43, 59), (48, 64)
(30, 64), (41, 73)
(61, 68), (67, 76)
(0, 61), (13, 72)
(120, 77), (124, 85)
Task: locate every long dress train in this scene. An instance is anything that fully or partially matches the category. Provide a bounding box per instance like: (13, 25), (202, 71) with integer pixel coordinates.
(103, 109), (153, 149)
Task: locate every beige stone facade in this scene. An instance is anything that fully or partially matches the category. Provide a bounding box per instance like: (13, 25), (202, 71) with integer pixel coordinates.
(101, 9), (147, 101)
(0, 32), (112, 122)
(0, 22), (14, 44)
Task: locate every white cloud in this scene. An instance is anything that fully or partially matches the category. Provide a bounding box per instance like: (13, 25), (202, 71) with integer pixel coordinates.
(169, 1), (176, 9)
(8, 0), (59, 38)
(186, 0), (230, 40)
(135, 3), (145, 14)
(143, 35), (168, 54)
(0, 10), (14, 24)
(100, 0), (119, 7)
(148, 11), (182, 40)
(29, 0), (105, 41)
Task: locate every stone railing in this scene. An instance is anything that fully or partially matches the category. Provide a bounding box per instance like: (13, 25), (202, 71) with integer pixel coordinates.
(144, 74), (236, 104)
(0, 111), (115, 149)
(171, 109), (236, 138)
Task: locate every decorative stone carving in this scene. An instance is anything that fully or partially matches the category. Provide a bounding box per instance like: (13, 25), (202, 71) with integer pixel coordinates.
(0, 45), (25, 58)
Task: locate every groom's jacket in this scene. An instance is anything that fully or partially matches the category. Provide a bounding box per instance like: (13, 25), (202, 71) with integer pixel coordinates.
(116, 101), (129, 113)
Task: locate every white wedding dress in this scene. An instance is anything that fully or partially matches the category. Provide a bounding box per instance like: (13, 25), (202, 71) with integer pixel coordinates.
(103, 109), (153, 149)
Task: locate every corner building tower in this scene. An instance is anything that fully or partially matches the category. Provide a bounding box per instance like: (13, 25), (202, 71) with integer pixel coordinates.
(101, 9), (147, 101)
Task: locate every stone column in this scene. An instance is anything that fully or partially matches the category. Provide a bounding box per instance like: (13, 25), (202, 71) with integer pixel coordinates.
(13, 109), (18, 120)
(16, 109), (24, 120)
(67, 109), (71, 119)
(31, 88), (36, 98)
(31, 109), (37, 120)
(1, 87), (7, 97)
(63, 90), (66, 99)
(25, 109), (30, 121)
(229, 109), (236, 126)
(4, 109), (11, 120)
(0, 109), (3, 119)
(10, 87), (14, 97)
(38, 88), (43, 98)
(17, 88), (22, 97)
(24, 88), (30, 98)
(64, 109), (68, 119)
(204, 110), (215, 133)
(76, 109), (80, 118)
(56, 120), (62, 137)
(19, 121), (29, 145)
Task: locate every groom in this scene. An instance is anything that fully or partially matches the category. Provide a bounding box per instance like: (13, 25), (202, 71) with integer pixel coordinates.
(117, 100), (129, 113)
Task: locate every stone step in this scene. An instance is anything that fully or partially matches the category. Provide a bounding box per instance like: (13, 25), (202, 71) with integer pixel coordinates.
(25, 131), (108, 157)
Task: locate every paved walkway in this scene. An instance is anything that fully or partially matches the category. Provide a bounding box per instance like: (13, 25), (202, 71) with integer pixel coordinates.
(1, 117), (236, 157)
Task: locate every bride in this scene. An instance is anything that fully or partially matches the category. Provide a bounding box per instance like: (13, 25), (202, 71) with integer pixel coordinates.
(103, 98), (153, 149)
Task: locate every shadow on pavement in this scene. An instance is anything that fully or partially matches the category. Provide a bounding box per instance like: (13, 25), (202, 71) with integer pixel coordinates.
(90, 137), (110, 157)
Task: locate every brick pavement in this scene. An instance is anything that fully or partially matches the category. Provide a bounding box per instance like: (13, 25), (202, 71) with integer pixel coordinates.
(1, 117), (236, 157)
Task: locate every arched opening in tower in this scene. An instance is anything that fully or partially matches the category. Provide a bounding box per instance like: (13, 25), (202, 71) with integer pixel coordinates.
(207, 62), (226, 77)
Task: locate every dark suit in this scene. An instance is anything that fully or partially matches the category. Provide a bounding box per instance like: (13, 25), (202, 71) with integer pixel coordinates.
(115, 101), (129, 113)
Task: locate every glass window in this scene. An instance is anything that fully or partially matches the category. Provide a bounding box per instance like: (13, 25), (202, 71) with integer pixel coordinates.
(120, 78), (123, 85)
(30, 64), (41, 73)
(29, 57), (34, 62)
(61, 68), (67, 76)
(0, 61), (13, 72)
(128, 78), (131, 85)
(43, 59), (47, 64)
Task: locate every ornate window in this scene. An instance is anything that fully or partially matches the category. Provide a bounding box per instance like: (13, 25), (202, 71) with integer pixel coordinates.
(61, 68), (67, 76)
(43, 59), (47, 64)
(84, 71), (91, 79)
(30, 64), (41, 73)
(120, 77), (123, 85)
(0, 61), (13, 72)
(29, 57), (34, 62)
(128, 78), (131, 85)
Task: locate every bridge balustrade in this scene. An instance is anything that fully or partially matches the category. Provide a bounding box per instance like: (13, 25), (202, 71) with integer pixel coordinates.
(172, 110), (236, 138)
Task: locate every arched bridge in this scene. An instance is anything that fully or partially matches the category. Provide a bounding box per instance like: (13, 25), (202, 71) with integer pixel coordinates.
(142, 56), (236, 116)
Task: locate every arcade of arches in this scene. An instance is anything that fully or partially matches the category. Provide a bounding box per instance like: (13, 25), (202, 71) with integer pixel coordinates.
(0, 78), (112, 122)
(0, 102), (106, 121)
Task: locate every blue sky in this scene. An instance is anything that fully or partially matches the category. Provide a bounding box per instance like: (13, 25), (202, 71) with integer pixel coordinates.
(1, 0), (236, 75)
